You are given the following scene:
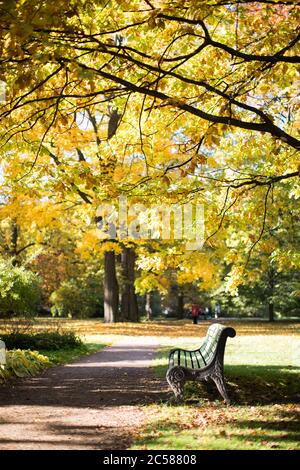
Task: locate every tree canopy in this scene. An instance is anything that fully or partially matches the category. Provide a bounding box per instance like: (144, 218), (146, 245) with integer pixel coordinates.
(0, 0), (299, 320)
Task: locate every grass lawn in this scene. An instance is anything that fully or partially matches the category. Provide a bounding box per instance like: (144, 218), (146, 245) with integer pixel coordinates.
(1, 317), (299, 337)
(41, 341), (108, 365)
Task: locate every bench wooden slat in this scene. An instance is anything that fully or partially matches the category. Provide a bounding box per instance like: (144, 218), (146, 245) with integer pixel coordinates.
(190, 351), (194, 368)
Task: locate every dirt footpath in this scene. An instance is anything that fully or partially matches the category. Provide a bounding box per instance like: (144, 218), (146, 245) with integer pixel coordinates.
(0, 337), (169, 450)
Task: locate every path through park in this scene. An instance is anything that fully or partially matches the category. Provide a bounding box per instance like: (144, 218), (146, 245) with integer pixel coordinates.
(0, 337), (169, 449)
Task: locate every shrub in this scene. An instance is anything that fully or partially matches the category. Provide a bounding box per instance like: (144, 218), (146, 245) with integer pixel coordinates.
(0, 331), (82, 351)
(50, 276), (104, 318)
(0, 259), (41, 317)
(0, 349), (51, 383)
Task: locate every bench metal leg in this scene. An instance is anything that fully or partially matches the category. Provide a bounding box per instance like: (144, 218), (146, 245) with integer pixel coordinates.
(211, 374), (231, 405)
(166, 366), (185, 400)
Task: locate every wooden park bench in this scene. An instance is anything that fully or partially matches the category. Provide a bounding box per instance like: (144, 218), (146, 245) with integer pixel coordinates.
(166, 323), (236, 405)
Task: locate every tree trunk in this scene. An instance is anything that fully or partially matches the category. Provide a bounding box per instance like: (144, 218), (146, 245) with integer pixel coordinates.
(268, 301), (274, 322)
(268, 266), (275, 322)
(121, 246), (139, 322)
(104, 251), (119, 323)
(11, 220), (18, 266)
(145, 292), (152, 321)
(177, 291), (184, 318)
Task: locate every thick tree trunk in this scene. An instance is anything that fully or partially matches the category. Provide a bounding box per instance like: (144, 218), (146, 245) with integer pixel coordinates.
(121, 247), (139, 322)
(177, 291), (184, 318)
(268, 302), (274, 322)
(104, 251), (119, 323)
(145, 292), (152, 321)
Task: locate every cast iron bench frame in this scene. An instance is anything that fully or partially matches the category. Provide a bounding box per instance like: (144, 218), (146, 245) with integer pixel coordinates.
(166, 323), (236, 405)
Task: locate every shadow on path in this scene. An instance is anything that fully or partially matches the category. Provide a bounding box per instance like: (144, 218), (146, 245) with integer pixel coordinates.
(0, 338), (169, 450)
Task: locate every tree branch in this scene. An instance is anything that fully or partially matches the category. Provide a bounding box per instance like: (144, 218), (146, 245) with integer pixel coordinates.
(44, 147), (93, 204)
(245, 184), (272, 267)
(228, 171), (299, 189)
(72, 59), (300, 150)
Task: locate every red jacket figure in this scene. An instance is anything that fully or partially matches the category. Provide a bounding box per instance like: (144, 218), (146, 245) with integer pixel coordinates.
(191, 304), (200, 324)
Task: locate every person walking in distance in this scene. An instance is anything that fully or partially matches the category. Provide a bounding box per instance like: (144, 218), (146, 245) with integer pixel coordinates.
(191, 303), (200, 324)
(215, 303), (221, 319)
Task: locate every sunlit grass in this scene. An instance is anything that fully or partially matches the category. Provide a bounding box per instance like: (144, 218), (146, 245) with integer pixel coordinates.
(132, 403), (300, 450)
(41, 342), (108, 365)
(1, 317), (299, 338)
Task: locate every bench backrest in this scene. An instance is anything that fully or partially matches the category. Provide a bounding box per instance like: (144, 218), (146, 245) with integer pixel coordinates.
(199, 323), (225, 365)
(169, 323), (235, 369)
